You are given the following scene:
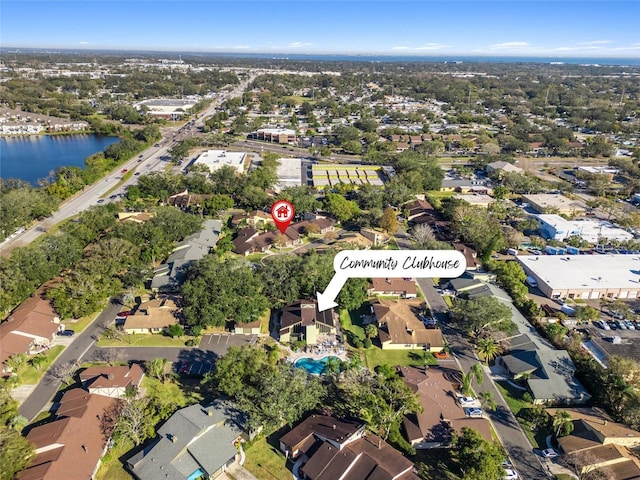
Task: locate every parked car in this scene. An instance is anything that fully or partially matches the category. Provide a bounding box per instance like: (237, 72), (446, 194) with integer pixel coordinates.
(118, 311), (132, 316)
(625, 320), (635, 330)
(504, 469), (518, 480)
(434, 351), (450, 360)
(617, 320), (627, 330)
(179, 361), (191, 374)
(541, 448), (559, 458)
(458, 396), (480, 407)
(608, 321), (618, 330)
(57, 330), (75, 337)
(464, 407), (483, 418)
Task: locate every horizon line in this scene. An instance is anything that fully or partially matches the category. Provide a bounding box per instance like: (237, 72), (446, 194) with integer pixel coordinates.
(2, 46), (640, 61)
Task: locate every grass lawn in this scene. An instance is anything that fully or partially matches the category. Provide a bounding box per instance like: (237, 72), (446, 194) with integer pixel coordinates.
(244, 436), (291, 480)
(66, 312), (100, 333)
(339, 308), (366, 340)
(96, 441), (135, 480)
(17, 346), (65, 385)
(495, 381), (550, 449)
(364, 347), (437, 370)
(97, 334), (197, 347)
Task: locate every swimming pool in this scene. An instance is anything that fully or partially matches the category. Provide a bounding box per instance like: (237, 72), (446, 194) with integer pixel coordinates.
(293, 356), (340, 375)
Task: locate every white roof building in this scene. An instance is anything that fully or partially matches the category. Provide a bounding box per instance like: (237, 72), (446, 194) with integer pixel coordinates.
(275, 158), (302, 192)
(135, 98), (197, 117)
(516, 254), (640, 300)
(193, 150), (246, 174)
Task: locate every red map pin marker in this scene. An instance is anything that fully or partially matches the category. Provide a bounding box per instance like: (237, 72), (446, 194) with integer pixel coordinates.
(271, 200), (295, 234)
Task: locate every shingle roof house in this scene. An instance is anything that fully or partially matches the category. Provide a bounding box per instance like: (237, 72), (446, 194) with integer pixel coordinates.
(127, 400), (249, 480)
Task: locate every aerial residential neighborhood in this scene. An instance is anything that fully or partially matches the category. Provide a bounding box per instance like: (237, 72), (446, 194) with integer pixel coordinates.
(2, 3), (640, 479)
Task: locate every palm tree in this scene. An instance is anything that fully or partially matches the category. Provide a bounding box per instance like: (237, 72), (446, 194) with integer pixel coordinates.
(478, 391), (497, 412)
(477, 338), (500, 365)
(461, 362), (484, 396)
(553, 410), (574, 438)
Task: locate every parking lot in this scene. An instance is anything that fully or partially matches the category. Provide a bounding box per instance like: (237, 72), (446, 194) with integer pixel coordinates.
(171, 334), (259, 376)
(583, 319), (640, 363)
(198, 333), (258, 355)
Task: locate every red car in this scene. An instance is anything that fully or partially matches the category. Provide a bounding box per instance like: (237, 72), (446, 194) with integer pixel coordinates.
(434, 351), (450, 360)
(121, 169), (128, 174)
(118, 311), (132, 316)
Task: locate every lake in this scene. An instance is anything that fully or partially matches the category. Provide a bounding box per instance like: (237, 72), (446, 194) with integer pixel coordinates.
(0, 134), (120, 185)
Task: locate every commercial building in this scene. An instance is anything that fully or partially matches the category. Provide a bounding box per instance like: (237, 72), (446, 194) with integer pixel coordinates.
(135, 98), (197, 119)
(311, 164), (394, 188)
(275, 157), (303, 191)
(193, 150), (246, 174)
(534, 215), (633, 243)
(255, 127), (296, 144)
(522, 194), (585, 216)
(516, 254), (640, 300)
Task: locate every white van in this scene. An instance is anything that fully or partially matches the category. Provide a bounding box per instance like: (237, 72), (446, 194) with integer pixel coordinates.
(525, 276), (538, 288)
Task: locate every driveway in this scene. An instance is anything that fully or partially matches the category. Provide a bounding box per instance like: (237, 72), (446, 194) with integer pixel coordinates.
(18, 299), (122, 421)
(396, 226), (551, 479)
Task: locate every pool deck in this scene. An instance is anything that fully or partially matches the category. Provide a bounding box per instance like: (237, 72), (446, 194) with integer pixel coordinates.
(288, 347), (348, 363)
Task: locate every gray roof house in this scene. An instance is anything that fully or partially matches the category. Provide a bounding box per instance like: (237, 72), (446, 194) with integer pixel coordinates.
(151, 219), (221, 292)
(498, 342), (591, 405)
(127, 400), (249, 480)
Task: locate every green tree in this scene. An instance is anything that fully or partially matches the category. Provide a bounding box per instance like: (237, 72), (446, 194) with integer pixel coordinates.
(324, 193), (360, 222)
(461, 362), (484, 396)
(166, 324), (184, 338)
(452, 427), (505, 480)
(337, 278), (368, 311)
(379, 206), (398, 234)
(365, 324), (379, 339)
(476, 338), (500, 365)
(451, 297), (513, 336)
(478, 391), (497, 412)
(0, 425), (35, 480)
(553, 410), (575, 438)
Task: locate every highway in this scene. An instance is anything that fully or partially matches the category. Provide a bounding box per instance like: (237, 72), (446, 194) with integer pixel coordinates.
(2, 75), (255, 255)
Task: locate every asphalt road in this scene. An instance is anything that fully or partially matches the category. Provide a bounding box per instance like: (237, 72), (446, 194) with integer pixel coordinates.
(396, 226), (551, 479)
(2, 76), (256, 255)
(18, 300), (122, 421)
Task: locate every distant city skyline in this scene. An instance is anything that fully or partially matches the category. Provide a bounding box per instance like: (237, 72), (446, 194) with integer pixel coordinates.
(2, 1), (639, 58)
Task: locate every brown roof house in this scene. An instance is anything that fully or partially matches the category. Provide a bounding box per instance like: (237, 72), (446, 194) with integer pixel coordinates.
(279, 300), (338, 346)
(233, 225), (301, 256)
(368, 278), (418, 298)
(453, 243), (482, 271)
(230, 210), (275, 228)
(279, 414), (420, 480)
(79, 364), (145, 398)
(371, 299), (445, 352)
(1, 294), (62, 375)
(167, 189), (213, 209)
(18, 389), (117, 480)
(546, 407), (640, 480)
(123, 296), (180, 335)
(398, 366), (492, 448)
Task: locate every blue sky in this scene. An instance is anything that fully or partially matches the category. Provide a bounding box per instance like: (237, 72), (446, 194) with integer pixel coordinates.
(2, 1), (639, 57)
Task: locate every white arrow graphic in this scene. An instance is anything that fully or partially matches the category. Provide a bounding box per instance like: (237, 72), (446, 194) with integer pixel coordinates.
(315, 250), (466, 313)
(317, 273), (348, 312)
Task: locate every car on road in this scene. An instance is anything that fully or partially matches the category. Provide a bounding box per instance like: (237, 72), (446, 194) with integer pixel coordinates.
(540, 448), (559, 458)
(434, 351), (450, 359)
(458, 396), (480, 407)
(96, 199), (105, 204)
(57, 330), (75, 337)
(109, 194), (118, 199)
(135, 172), (141, 176)
(503, 468), (518, 480)
(121, 169), (128, 174)
(464, 407), (483, 417)
(154, 143), (160, 147)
